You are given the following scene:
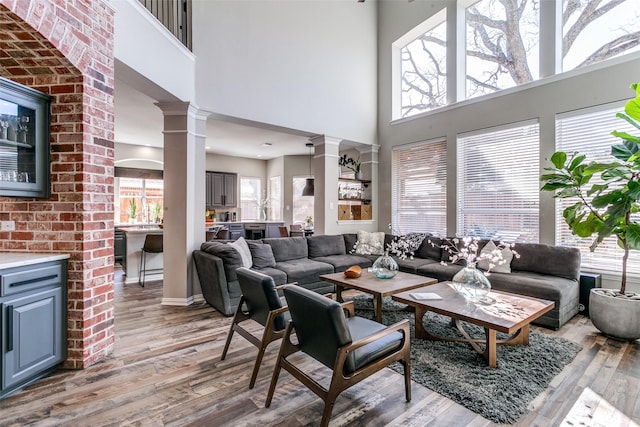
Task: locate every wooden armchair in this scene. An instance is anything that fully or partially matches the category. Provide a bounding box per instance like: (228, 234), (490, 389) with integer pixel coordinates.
(265, 285), (412, 427)
(220, 267), (294, 389)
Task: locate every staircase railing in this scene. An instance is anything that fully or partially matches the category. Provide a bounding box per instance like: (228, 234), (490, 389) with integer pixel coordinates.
(138, 0), (191, 50)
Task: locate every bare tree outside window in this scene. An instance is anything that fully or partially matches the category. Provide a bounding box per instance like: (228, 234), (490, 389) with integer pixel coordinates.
(563, 0), (640, 70)
(400, 0), (640, 115)
(401, 19), (447, 117)
(466, 0), (540, 99)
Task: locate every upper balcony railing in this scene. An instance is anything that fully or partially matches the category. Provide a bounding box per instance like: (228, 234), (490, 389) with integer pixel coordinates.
(138, 0), (191, 50)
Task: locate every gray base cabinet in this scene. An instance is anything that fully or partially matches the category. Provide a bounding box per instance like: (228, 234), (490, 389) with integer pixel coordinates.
(1, 259), (67, 399)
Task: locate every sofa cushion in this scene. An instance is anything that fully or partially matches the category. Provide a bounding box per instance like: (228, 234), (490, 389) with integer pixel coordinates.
(307, 235), (346, 258)
(416, 235), (443, 260)
(344, 233), (358, 253)
(395, 256), (439, 274)
(251, 266), (287, 286)
(312, 254), (372, 272)
(416, 262), (463, 283)
(200, 241), (244, 282)
(275, 258), (334, 286)
(488, 270), (578, 307)
(248, 241), (277, 269)
(263, 237), (308, 262)
(510, 243), (580, 280)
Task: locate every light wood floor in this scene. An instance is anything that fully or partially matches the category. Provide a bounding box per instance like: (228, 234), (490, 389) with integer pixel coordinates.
(1, 271), (638, 427)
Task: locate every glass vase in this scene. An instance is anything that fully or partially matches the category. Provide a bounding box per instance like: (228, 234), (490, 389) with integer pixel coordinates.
(452, 263), (491, 300)
(372, 252), (399, 279)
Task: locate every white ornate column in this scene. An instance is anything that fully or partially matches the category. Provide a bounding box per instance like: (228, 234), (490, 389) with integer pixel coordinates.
(310, 135), (341, 236)
(156, 101), (209, 305)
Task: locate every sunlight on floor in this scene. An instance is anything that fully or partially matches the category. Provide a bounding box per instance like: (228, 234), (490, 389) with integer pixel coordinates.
(560, 387), (639, 427)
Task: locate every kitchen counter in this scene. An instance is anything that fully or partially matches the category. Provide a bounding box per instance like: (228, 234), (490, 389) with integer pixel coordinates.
(0, 252), (70, 270)
(204, 221), (285, 239)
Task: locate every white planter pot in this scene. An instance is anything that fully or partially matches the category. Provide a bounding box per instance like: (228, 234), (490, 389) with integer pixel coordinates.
(589, 288), (640, 341)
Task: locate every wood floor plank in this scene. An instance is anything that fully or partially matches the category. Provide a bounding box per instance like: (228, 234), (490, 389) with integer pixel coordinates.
(0, 269), (638, 426)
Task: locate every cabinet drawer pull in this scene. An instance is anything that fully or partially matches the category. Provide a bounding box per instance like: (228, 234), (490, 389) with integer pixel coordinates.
(7, 305), (13, 352)
(9, 274), (58, 288)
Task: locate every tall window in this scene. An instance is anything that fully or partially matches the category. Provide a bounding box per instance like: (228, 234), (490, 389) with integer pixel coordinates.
(392, 140), (447, 236)
(466, 0), (539, 99)
(240, 177), (261, 220)
(292, 176), (314, 224)
(457, 121), (539, 242)
(563, 0), (640, 71)
(556, 103), (640, 276)
(399, 9), (447, 118)
(394, 1), (640, 116)
(268, 176), (282, 221)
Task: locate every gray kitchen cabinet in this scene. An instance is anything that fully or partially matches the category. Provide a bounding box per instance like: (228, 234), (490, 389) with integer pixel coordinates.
(206, 171), (237, 208)
(1, 258), (67, 399)
(265, 222), (285, 238)
(228, 223), (244, 240)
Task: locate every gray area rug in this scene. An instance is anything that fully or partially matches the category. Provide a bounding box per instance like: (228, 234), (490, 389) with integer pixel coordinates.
(351, 295), (582, 424)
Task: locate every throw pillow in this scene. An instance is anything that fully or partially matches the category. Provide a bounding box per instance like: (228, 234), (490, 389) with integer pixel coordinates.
(227, 237), (252, 268)
(353, 230), (385, 255)
(404, 232), (428, 252)
(247, 241), (277, 269)
(477, 240), (513, 273)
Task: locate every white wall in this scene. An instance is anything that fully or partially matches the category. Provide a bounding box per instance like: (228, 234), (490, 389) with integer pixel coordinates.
(192, 0), (378, 145)
(113, 0), (195, 102)
(115, 143), (164, 169)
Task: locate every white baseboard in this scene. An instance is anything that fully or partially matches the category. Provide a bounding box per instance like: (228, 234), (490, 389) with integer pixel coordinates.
(161, 296), (195, 306)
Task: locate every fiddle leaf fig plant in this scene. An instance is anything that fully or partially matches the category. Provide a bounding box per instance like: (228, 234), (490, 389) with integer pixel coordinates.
(541, 83), (640, 296)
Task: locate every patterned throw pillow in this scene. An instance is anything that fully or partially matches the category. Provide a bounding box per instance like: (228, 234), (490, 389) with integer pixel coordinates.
(353, 230), (385, 255)
(404, 232), (428, 252)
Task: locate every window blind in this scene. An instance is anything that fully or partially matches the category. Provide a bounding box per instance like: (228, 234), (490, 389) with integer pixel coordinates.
(392, 140), (447, 236)
(457, 121), (539, 242)
(556, 103), (640, 276)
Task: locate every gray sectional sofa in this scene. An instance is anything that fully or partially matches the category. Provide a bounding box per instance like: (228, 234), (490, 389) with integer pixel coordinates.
(193, 233), (581, 329)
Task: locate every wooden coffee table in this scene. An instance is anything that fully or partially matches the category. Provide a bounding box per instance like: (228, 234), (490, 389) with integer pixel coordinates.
(392, 282), (555, 368)
(320, 270), (437, 322)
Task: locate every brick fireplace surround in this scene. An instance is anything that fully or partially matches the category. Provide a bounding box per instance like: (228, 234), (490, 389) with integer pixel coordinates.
(0, 0), (115, 368)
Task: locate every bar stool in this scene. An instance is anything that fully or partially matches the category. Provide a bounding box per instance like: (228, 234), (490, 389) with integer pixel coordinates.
(138, 233), (163, 287)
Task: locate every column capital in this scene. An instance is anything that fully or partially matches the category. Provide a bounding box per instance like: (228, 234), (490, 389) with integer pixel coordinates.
(309, 134), (342, 147)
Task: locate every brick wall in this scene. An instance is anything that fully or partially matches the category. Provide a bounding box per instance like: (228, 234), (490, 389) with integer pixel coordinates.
(0, 0), (115, 368)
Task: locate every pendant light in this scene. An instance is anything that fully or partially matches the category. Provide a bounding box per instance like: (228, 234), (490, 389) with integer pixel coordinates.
(301, 142), (314, 196)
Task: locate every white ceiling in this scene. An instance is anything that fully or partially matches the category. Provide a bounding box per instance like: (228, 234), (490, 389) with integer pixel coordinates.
(114, 79), (333, 159)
